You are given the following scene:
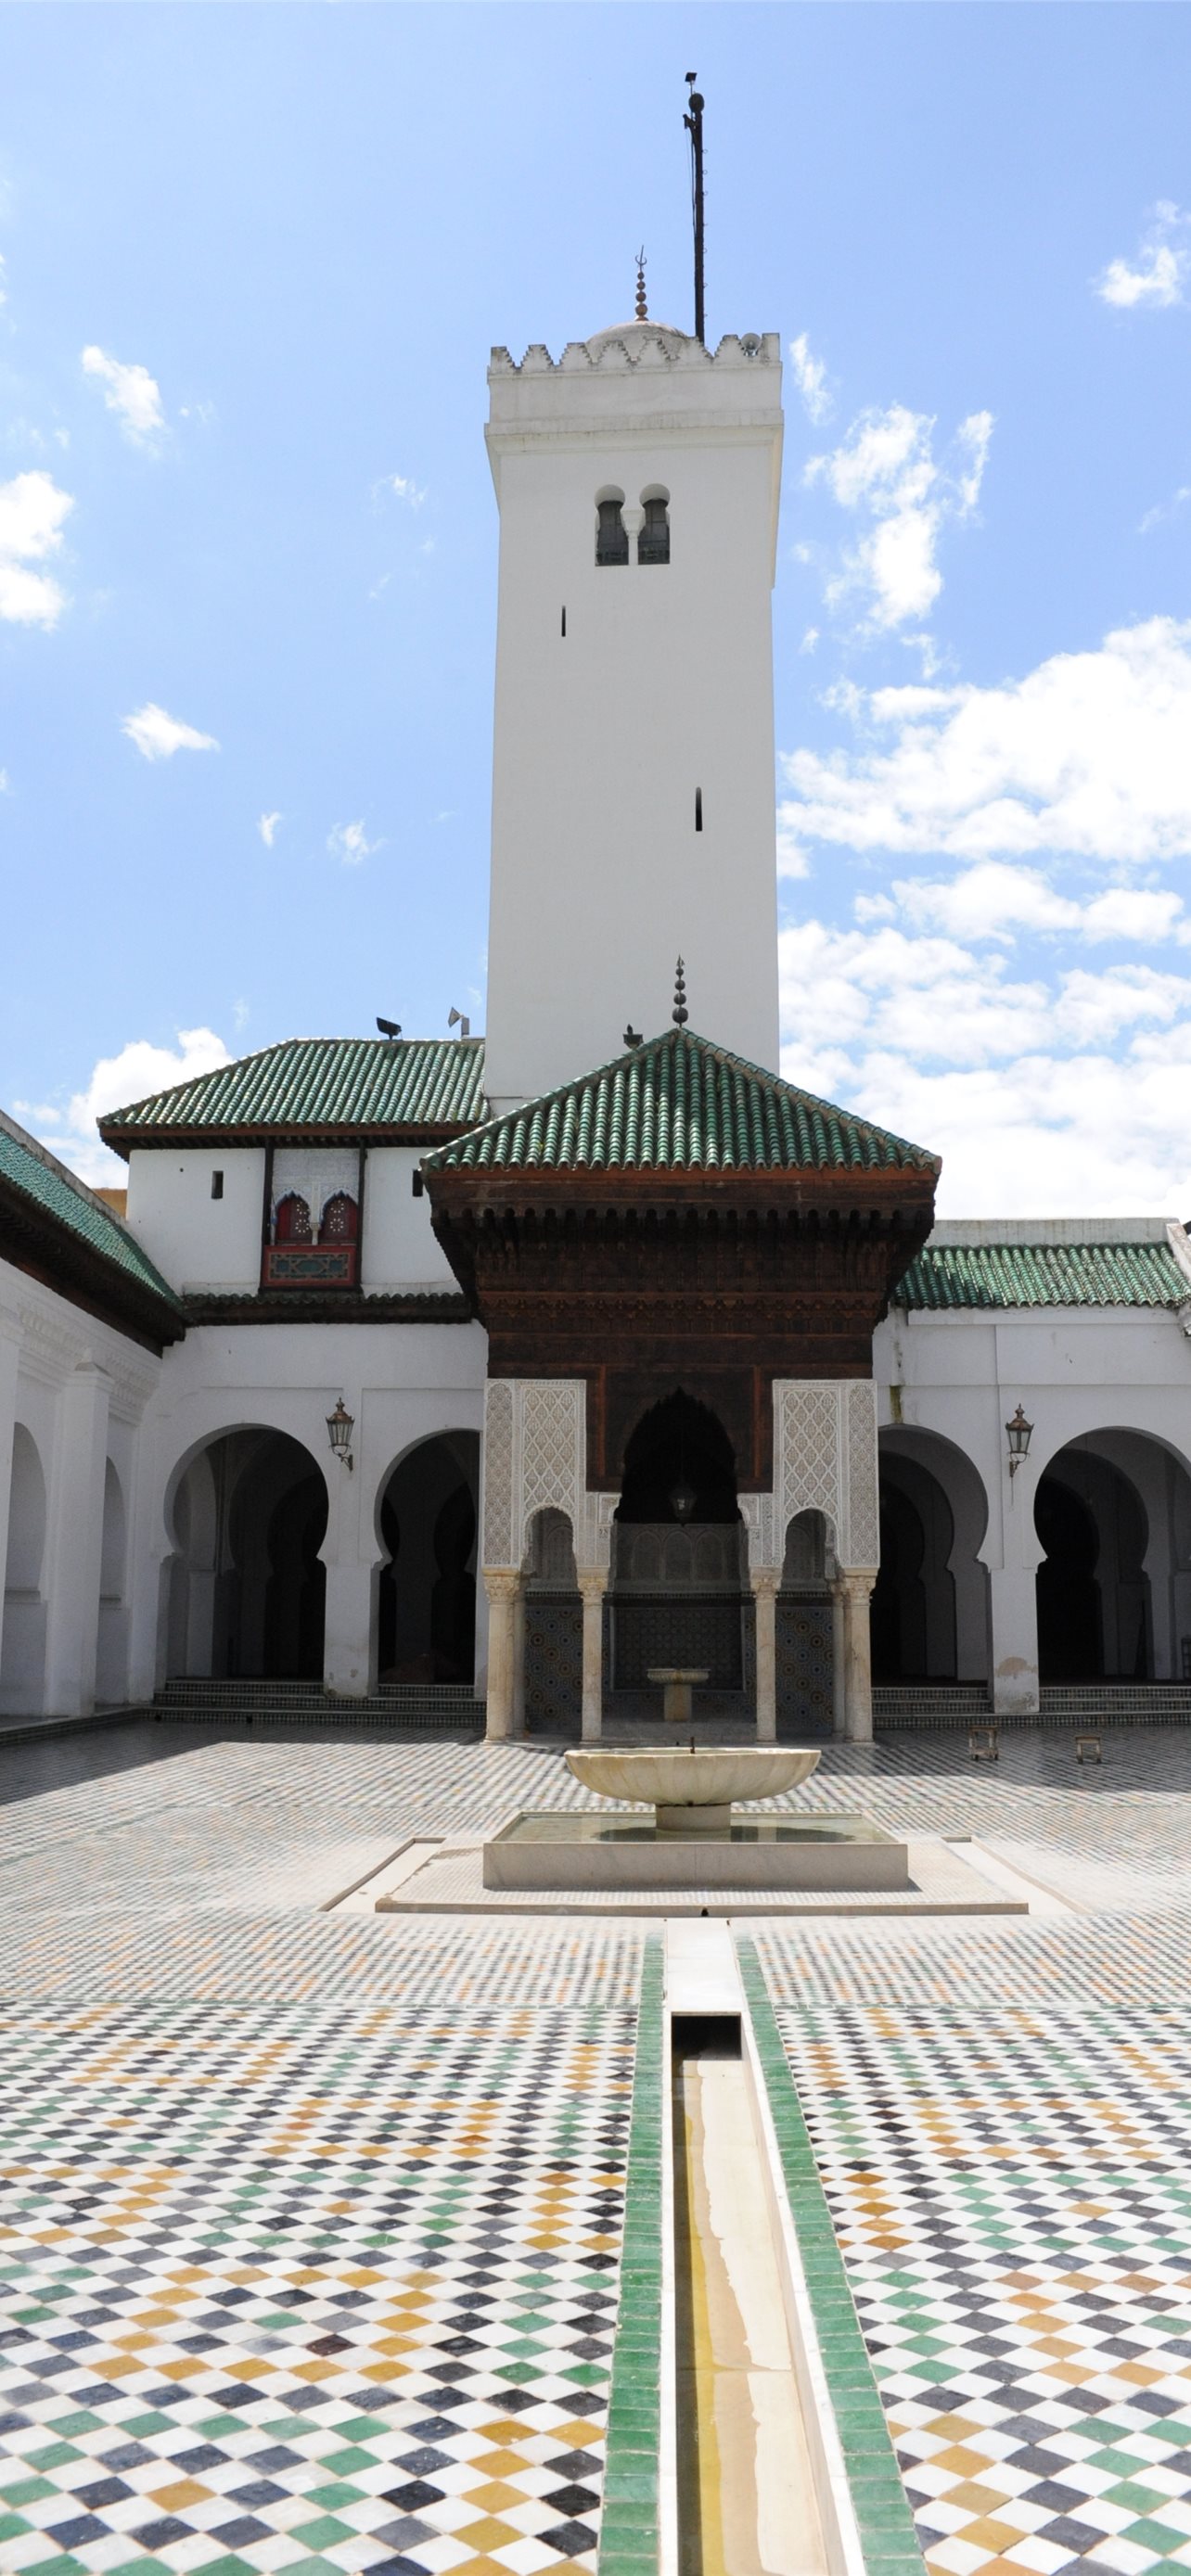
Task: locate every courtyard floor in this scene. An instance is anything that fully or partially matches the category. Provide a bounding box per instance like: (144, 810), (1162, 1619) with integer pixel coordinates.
(2, 1723), (1191, 2576)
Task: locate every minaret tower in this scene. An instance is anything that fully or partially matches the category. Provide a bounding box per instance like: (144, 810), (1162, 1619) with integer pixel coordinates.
(482, 240), (784, 1112)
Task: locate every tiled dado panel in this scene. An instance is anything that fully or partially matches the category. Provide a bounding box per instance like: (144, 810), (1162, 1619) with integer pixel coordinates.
(765, 1996), (1191, 2576)
(0, 1995), (639, 2576)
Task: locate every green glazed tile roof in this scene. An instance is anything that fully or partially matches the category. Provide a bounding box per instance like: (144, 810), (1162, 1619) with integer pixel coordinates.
(99, 1036), (489, 1147)
(0, 1118), (184, 1314)
(422, 1027), (940, 1176)
(898, 1239), (1188, 1309)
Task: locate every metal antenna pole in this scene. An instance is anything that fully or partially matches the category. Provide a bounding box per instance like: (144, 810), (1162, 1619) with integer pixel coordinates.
(684, 74), (705, 344)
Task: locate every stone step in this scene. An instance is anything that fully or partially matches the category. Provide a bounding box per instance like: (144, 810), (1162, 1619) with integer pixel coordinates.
(153, 1680), (485, 1730)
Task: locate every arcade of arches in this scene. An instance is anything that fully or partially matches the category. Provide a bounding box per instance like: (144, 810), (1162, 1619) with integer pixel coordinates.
(163, 1407), (1191, 1707)
(874, 1425), (1191, 1688)
(167, 1428), (480, 1689)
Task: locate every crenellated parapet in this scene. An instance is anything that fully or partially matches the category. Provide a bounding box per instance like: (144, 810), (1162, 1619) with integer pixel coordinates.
(489, 328), (781, 377)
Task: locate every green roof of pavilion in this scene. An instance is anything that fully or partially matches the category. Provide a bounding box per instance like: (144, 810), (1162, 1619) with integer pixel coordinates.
(99, 1036), (489, 1153)
(421, 1027), (941, 1177)
(897, 1238), (1188, 1310)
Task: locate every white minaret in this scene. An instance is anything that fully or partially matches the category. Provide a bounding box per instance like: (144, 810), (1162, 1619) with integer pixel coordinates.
(482, 312), (784, 1113)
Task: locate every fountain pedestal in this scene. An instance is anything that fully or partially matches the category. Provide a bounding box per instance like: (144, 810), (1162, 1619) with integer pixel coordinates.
(482, 1746), (910, 1892)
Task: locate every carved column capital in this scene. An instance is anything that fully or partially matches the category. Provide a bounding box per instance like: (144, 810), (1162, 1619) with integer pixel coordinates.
(749, 1566), (782, 1600)
(483, 1567), (522, 1605)
(576, 1568), (608, 1603)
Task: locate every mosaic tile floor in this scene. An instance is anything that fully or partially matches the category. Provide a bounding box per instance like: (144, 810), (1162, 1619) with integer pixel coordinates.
(7, 1721), (1191, 2576)
(0, 1994), (640, 2575)
(765, 1998), (1191, 2576)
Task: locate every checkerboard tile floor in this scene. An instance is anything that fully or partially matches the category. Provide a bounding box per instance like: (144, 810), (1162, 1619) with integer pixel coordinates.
(0, 1996), (637, 2574)
(766, 1999), (1191, 2576)
(10, 1722), (1191, 2575)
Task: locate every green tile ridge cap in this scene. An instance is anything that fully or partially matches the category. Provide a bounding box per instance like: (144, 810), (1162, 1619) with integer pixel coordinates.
(737, 1938), (926, 2576)
(0, 1109), (184, 1315)
(422, 1026), (941, 1177)
(598, 1935), (664, 2576)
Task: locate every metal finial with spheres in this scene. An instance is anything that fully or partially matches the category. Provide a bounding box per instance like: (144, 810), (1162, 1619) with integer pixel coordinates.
(672, 958), (688, 1027)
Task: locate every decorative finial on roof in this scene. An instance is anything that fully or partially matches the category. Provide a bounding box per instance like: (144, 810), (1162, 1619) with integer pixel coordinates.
(672, 958), (688, 1027)
(634, 247), (647, 322)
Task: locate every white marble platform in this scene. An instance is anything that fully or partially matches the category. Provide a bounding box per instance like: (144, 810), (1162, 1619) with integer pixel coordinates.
(378, 1837), (1028, 1917)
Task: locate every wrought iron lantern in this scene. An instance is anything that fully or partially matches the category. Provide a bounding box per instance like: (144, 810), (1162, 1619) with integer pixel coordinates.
(327, 1396), (355, 1473)
(1005, 1404), (1033, 1479)
(670, 1474), (697, 1524)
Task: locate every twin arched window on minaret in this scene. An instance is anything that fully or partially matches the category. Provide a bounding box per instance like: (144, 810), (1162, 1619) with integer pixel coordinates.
(595, 487), (670, 568)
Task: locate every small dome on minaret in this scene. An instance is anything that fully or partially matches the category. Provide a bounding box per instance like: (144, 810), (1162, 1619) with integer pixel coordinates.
(584, 318), (692, 357)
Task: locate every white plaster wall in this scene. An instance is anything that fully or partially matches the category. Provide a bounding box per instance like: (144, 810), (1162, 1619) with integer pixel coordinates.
(125, 1147), (265, 1293)
(484, 336), (783, 1107)
(362, 1149), (457, 1291)
(0, 1257), (160, 1715)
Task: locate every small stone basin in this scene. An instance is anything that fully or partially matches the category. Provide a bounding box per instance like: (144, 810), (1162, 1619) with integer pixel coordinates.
(566, 1746), (821, 1837)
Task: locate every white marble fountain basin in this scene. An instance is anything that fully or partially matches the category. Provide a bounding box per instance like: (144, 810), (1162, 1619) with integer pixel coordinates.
(566, 1746), (821, 1835)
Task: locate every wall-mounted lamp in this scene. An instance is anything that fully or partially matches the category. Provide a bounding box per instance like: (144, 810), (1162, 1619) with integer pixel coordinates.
(1005, 1404), (1033, 1478)
(327, 1396), (355, 1473)
(670, 1474), (697, 1524)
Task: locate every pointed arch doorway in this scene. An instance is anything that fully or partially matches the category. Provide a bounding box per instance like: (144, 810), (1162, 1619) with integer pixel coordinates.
(608, 1390), (752, 1722)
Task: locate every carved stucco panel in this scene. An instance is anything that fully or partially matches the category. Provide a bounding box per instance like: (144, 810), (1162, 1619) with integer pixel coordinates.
(481, 1379), (515, 1567)
(775, 1382), (841, 1542)
(845, 1380), (879, 1567)
(520, 1381), (584, 1545)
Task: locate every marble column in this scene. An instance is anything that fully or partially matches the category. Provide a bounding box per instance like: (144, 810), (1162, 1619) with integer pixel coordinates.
(483, 1571), (520, 1741)
(577, 1572), (607, 1742)
(840, 1570), (876, 1743)
(750, 1570), (781, 1742)
(44, 1361), (110, 1719)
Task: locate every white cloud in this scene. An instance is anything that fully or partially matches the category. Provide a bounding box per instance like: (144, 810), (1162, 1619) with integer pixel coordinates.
(779, 617), (1191, 868)
(258, 810), (282, 848)
(1140, 485), (1191, 535)
(26, 1026), (232, 1187)
(81, 344), (165, 446)
(122, 702), (219, 761)
(0, 469), (73, 627)
(805, 403), (992, 631)
(788, 332), (832, 424)
(328, 818), (383, 865)
(777, 919), (1191, 1214)
(232, 997), (250, 1031)
(1096, 203), (1189, 309)
(860, 862), (1187, 947)
(376, 471), (427, 507)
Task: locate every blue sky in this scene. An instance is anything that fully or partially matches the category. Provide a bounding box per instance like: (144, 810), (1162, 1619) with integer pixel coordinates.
(3, 3), (1190, 1212)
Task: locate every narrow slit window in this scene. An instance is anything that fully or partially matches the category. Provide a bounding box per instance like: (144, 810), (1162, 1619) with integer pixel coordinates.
(695, 787), (703, 832)
(560, 605), (567, 637)
(211, 1170), (224, 1201)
